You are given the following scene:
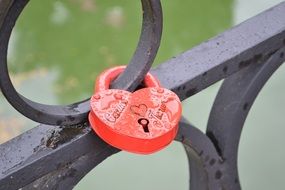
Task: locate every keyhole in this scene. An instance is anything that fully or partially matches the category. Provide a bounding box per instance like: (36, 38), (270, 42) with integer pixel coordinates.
(138, 118), (150, 133)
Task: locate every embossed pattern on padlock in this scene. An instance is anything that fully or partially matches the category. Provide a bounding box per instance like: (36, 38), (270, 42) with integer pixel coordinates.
(89, 66), (182, 154)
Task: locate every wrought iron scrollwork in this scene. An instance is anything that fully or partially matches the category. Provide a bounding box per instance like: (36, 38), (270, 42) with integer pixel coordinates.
(0, 1), (285, 189)
(0, 0), (162, 126)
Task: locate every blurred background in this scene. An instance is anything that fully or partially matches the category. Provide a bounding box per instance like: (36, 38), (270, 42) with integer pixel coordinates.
(0, 0), (285, 189)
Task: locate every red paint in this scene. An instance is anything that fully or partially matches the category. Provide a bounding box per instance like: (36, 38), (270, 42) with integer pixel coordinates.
(89, 66), (182, 154)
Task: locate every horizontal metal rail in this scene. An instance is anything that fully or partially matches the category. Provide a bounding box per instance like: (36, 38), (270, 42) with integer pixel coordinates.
(151, 1), (285, 100)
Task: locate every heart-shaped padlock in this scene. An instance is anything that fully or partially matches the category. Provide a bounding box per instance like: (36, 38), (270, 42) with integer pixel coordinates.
(89, 66), (182, 154)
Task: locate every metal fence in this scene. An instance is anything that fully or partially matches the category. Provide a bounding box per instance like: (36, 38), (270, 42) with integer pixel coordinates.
(0, 0), (285, 189)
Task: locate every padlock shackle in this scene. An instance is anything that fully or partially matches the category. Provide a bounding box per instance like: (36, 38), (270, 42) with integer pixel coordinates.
(94, 66), (160, 93)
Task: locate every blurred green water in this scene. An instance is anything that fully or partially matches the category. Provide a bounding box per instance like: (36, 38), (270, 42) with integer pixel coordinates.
(8, 0), (232, 104)
(0, 0), (285, 189)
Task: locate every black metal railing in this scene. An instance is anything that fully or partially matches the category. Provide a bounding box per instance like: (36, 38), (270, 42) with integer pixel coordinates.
(0, 0), (285, 189)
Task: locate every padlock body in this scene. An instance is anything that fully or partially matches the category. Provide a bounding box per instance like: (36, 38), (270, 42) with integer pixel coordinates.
(89, 87), (181, 154)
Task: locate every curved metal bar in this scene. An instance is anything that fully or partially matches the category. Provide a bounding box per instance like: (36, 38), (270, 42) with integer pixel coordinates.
(206, 47), (285, 190)
(1, 2), (285, 190)
(111, 0), (163, 91)
(0, 0), (162, 126)
(176, 118), (223, 190)
(0, 0), (13, 27)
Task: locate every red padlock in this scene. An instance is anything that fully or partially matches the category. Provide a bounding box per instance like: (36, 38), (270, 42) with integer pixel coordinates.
(89, 66), (182, 154)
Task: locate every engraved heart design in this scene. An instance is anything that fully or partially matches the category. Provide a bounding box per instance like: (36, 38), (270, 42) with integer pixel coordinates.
(130, 104), (147, 117)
